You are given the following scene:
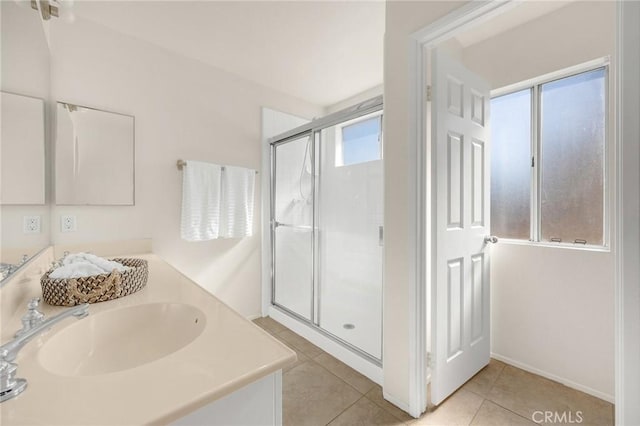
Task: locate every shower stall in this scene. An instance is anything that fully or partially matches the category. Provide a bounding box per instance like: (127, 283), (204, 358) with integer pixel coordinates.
(268, 97), (384, 371)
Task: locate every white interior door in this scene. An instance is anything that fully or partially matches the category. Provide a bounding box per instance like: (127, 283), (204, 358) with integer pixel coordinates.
(430, 48), (491, 405)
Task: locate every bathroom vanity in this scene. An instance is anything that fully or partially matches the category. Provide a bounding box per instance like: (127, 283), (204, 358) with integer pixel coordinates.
(0, 243), (295, 425)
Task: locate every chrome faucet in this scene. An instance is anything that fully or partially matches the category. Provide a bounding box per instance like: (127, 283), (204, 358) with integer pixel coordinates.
(14, 298), (45, 338)
(0, 302), (89, 402)
(0, 255), (29, 282)
(50, 251), (70, 270)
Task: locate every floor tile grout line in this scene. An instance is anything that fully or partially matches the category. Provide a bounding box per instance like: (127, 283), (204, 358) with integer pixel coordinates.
(262, 320), (410, 423)
(279, 341), (377, 413)
(467, 397), (488, 426)
(308, 354), (376, 396)
(483, 395), (541, 425)
(364, 391), (413, 423)
(323, 394), (367, 426)
(270, 329), (550, 426)
(482, 363), (543, 425)
(275, 331), (325, 359)
(477, 363), (506, 400)
(286, 358), (403, 426)
(274, 325), (609, 426)
(468, 398), (540, 426)
(269, 323), (377, 396)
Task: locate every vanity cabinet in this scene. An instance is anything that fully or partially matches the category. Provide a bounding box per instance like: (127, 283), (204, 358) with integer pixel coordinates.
(173, 371), (282, 426)
(0, 248), (294, 426)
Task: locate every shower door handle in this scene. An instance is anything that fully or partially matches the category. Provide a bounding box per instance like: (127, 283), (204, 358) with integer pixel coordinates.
(274, 221), (313, 231)
(379, 226), (384, 246)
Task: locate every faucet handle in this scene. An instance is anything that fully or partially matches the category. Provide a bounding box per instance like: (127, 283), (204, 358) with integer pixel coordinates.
(27, 297), (41, 310)
(15, 298), (45, 338)
(50, 252), (70, 270)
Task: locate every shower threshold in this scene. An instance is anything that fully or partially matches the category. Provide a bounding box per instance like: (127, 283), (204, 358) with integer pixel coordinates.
(268, 304), (383, 385)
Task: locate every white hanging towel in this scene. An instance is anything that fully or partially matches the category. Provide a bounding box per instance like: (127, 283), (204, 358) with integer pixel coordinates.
(220, 165), (256, 238)
(180, 160), (222, 241)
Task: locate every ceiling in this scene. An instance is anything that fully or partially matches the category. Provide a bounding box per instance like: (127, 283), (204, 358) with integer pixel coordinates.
(455, 0), (575, 48)
(72, 1), (385, 107)
(69, 1), (585, 107)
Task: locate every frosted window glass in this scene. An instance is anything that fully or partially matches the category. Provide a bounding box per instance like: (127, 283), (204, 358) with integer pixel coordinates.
(340, 116), (381, 166)
(540, 68), (605, 245)
(490, 89), (532, 240)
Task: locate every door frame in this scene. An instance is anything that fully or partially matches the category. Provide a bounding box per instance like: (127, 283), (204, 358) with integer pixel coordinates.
(406, 0), (633, 421)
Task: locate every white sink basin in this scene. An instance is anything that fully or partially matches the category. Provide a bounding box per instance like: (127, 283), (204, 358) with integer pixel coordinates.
(39, 303), (206, 376)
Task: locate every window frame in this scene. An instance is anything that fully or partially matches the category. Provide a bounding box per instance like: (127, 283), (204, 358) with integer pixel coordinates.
(490, 57), (611, 250)
(334, 110), (384, 167)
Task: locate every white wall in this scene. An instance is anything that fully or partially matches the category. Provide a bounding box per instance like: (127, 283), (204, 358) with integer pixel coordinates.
(490, 245), (614, 399)
(0, 2), (51, 261)
(324, 84), (383, 115)
(619, 2), (640, 423)
(48, 18), (323, 318)
(383, 0), (468, 411)
(460, 1), (616, 400)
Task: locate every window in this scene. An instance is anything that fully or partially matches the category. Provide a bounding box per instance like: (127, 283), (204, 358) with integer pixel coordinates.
(490, 65), (607, 247)
(336, 114), (382, 166)
(491, 89), (532, 240)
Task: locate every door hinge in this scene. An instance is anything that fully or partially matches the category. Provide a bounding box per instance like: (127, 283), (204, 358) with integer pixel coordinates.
(531, 156), (535, 167)
(426, 85), (432, 102)
(427, 352), (433, 368)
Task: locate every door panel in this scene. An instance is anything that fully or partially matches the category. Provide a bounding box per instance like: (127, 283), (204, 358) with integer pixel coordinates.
(272, 134), (314, 320)
(431, 48), (491, 405)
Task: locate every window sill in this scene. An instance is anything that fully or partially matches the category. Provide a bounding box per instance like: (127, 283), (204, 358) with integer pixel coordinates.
(495, 238), (611, 253)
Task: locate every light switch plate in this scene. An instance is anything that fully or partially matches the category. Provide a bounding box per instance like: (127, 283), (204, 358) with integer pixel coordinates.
(23, 216), (41, 234)
(61, 215), (76, 233)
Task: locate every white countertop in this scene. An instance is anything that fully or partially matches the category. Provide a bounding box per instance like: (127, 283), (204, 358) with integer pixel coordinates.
(0, 250), (296, 425)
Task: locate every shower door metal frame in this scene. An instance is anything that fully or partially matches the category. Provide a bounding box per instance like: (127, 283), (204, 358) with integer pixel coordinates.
(269, 95), (384, 365)
(270, 130), (316, 322)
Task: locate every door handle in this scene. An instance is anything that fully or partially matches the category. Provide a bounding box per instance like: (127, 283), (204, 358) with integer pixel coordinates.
(484, 236), (498, 244)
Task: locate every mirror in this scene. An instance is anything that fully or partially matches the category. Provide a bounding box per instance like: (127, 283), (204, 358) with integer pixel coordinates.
(55, 102), (135, 205)
(0, 1), (51, 282)
(1, 92), (46, 205)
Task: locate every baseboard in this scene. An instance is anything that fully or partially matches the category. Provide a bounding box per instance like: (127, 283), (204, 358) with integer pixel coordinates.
(382, 390), (412, 416)
(490, 352), (614, 403)
(246, 314), (261, 321)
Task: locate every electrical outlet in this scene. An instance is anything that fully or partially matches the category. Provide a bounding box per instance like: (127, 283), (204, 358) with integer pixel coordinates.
(23, 216), (41, 234)
(61, 215), (76, 233)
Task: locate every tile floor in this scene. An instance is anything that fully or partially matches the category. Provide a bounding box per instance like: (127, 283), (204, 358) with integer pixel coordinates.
(253, 317), (614, 426)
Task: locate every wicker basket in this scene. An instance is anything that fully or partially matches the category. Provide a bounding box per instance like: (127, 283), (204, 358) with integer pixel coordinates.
(40, 258), (148, 306)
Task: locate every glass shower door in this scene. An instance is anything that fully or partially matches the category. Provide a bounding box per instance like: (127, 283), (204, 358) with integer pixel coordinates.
(272, 134), (314, 320)
(270, 103), (384, 362)
(317, 114), (384, 359)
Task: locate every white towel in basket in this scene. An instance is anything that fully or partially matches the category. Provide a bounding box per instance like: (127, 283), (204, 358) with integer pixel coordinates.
(49, 253), (129, 279)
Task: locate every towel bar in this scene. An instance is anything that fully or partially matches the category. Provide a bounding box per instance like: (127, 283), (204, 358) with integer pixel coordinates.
(177, 159), (258, 174)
